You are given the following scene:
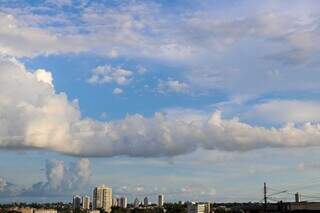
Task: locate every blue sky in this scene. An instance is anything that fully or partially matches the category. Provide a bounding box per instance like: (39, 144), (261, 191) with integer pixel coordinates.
(2, 0), (320, 204)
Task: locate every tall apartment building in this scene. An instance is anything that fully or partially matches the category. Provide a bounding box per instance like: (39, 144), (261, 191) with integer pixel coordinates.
(93, 185), (113, 212)
(82, 195), (91, 210)
(158, 194), (164, 207)
(119, 197), (128, 208)
(112, 197), (118, 207)
(73, 195), (81, 210)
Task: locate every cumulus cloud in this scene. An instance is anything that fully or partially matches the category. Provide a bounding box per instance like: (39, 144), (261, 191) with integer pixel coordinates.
(0, 177), (21, 197)
(3, 57), (320, 157)
(35, 69), (54, 87)
(88, 65), (133, 85)
(25, 158), (91, 196)
(0, 158), (91, 197)
(157, 79), (189, 94)
(113, 88), (123, 95)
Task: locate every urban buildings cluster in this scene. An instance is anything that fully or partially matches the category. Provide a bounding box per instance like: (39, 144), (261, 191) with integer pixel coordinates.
(2, 208), (58, 213)
(73, 185), (165, 213)
(4, 184), (320, 213)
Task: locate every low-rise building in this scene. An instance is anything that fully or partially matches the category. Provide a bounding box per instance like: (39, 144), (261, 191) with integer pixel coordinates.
(134, 198), (140, 208)
(187, 202), (211, 213)
(144, 197), (149, 206)
(33, 209), (57, 213)
(287, 202), (320, 211)
(17, 208), (34, 213)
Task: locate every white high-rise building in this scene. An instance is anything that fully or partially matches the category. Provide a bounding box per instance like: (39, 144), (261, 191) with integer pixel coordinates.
(158, 194), (164, 207)
(112, 197), (117, 207)
(73, 195), (81, 210)
(82, 195), (90, 210)
(119, 197), (127, 208)
(93, 185), (113, 212)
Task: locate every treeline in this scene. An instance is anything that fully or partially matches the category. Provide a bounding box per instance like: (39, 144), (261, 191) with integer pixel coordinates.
(110, 203), (187, 213)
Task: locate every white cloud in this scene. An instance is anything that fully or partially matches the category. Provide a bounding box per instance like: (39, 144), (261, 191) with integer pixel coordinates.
(113, 88), (123, 95)
(46, 0), (72, 7)
(244, 100), (320, 124)
(25, 158), (91, 196)
(0, 158), (91, 197)
(0, 177), (21, 197)
(2, 2), (320, 97)
(88, 65), (133, 85)
(137, 65), (147, 75)
(157, 78), (189, 94)
(0, 178), (7, 191)
(3, 56), (320, 158)
(1, 1), (320, 65)
(0, 12), (86, 58)
(35, 69), (53, 87)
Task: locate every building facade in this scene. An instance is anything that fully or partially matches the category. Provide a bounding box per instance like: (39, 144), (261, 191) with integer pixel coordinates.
(119, 197), (128, 208)
(112, 197), (118, 207)
(15, 208), (57, 213)
(17, 208), (33, 213)
(73, 195), (81, 210)
(93, 185), (113, 212)
(82, 195), (91, 210)
(33, 210), (57, 213)
(187, 202), (211, 213)
(158, 194), (164, 207)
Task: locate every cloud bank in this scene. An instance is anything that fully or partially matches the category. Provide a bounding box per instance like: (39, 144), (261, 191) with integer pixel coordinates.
(0, 177), (21, 197)
(2, 57), (320, 157)
(25, 158), (90, 196)
(2, 1), (320, 96)
(0, 158), (91, 197)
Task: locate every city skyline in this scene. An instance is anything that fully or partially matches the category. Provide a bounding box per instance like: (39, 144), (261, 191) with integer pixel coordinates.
(1, 0), (320, 205)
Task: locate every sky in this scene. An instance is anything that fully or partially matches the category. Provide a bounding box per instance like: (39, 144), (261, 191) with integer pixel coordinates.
(2, 0), (320, 204)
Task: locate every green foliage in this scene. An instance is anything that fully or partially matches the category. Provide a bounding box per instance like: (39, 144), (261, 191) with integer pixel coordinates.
(131, 208), (163, 213)
(111, 207), (127, 213)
